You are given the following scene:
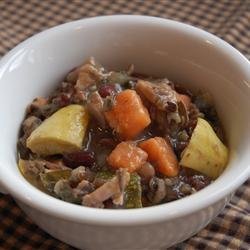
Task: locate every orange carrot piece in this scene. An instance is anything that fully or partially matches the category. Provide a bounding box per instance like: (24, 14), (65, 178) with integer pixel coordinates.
(107, 141), (148, 172)
(139, 137), (179, 177)
(104, 90), (151, 140)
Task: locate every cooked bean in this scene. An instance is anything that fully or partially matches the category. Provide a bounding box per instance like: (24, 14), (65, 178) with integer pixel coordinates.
(63, 151), (95, 169)
(99, 84), (116, 98)
(164, 177), (179, 186)
(137, 162), (155, 182)
(147, 177), (167, 204)
(180, 183), (192, 195)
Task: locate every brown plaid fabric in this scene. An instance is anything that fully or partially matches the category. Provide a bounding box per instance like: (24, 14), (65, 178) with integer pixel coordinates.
(0, 0), (249, 249)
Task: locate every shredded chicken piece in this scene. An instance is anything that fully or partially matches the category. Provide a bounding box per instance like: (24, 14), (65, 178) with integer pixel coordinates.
(137, 80), (190, 132)
(186, 103), (201, 135)
(76, 65), (102, 90)
(67, 57), (105, 90)
(86, 91), (106, 127)
(72, 86), (87, 104)
(69, 166), (94, 186)
(22, 116), (42, 136)
(22, 159), (69, 174)
(19, 116), (42, 157)
(69, 166), (86, 184)
(72, 180), (94, 197)
(66, 68), (80, 83)
(127, 64), (134, 75)
(112, 168), (130, 205)
(26, 97), (48, 115)
(177, 100), (189, 127)
(44, 160), (70, 170)
(82, 169), (130, 208)
(20, 159), (45, 175)
(136, 80), (178, 112)
(54, 178), (94, 203)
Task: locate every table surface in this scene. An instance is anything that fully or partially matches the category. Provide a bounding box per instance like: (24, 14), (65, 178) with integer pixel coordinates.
(0, 0), (249, 249)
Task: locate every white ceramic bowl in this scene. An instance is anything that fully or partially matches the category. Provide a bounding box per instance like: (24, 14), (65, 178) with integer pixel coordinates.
(0, 15), (249, 250)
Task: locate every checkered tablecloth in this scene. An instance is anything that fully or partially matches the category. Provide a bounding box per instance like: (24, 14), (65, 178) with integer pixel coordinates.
(0, 0), (249, 249)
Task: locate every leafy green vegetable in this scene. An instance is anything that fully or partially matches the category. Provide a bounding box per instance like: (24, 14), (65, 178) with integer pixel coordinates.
(40, 169), (71, 193)
(125, 173), (142, 208)
(95, 170), (115, 180)
(107, 72), (131, 85)
(94, 170), (115, 187)
(94, 170), (142, 208)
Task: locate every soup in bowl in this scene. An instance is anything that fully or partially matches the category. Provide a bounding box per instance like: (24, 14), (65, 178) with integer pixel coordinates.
(0, 15), (249, 250)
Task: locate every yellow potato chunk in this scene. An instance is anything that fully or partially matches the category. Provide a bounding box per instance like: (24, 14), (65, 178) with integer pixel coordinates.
(27, 105), (89, 156)
(180, 118), (228, 179)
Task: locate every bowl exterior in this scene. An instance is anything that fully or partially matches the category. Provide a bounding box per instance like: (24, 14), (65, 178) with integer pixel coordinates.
(17, 194), (231, 250)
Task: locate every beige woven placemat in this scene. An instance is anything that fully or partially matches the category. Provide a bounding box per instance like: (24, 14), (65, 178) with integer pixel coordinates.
(0, 0), (249, 249)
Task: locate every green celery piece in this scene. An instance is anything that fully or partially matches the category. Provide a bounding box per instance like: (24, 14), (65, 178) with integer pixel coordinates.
(40, 169), (71, 193)
(95, 170), (142, 208)
(125, 173), (142, 209)
(94, 170), (115, 187)
(95, 170), (115, 180)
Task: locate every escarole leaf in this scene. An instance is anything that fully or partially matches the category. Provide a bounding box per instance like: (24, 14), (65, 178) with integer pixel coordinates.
(125, 173), (142, 208)
(95, 170), (115, 180)
(107, 71), (131, 85)
(40, 169), (71, 193)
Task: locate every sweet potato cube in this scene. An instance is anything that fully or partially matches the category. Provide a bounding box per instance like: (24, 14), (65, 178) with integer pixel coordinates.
(140, 137), (179, 177)
(105, 90), (151, 140)
(107, 142), (148, 172)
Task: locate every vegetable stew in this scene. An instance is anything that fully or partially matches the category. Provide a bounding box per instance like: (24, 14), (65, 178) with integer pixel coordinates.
(17, 57), (228, 209)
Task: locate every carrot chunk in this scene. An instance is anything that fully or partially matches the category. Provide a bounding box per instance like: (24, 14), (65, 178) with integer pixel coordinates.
(107, 141), (148, 172)
(139, 137), (179, 177)
(105, 90), (151, 140)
